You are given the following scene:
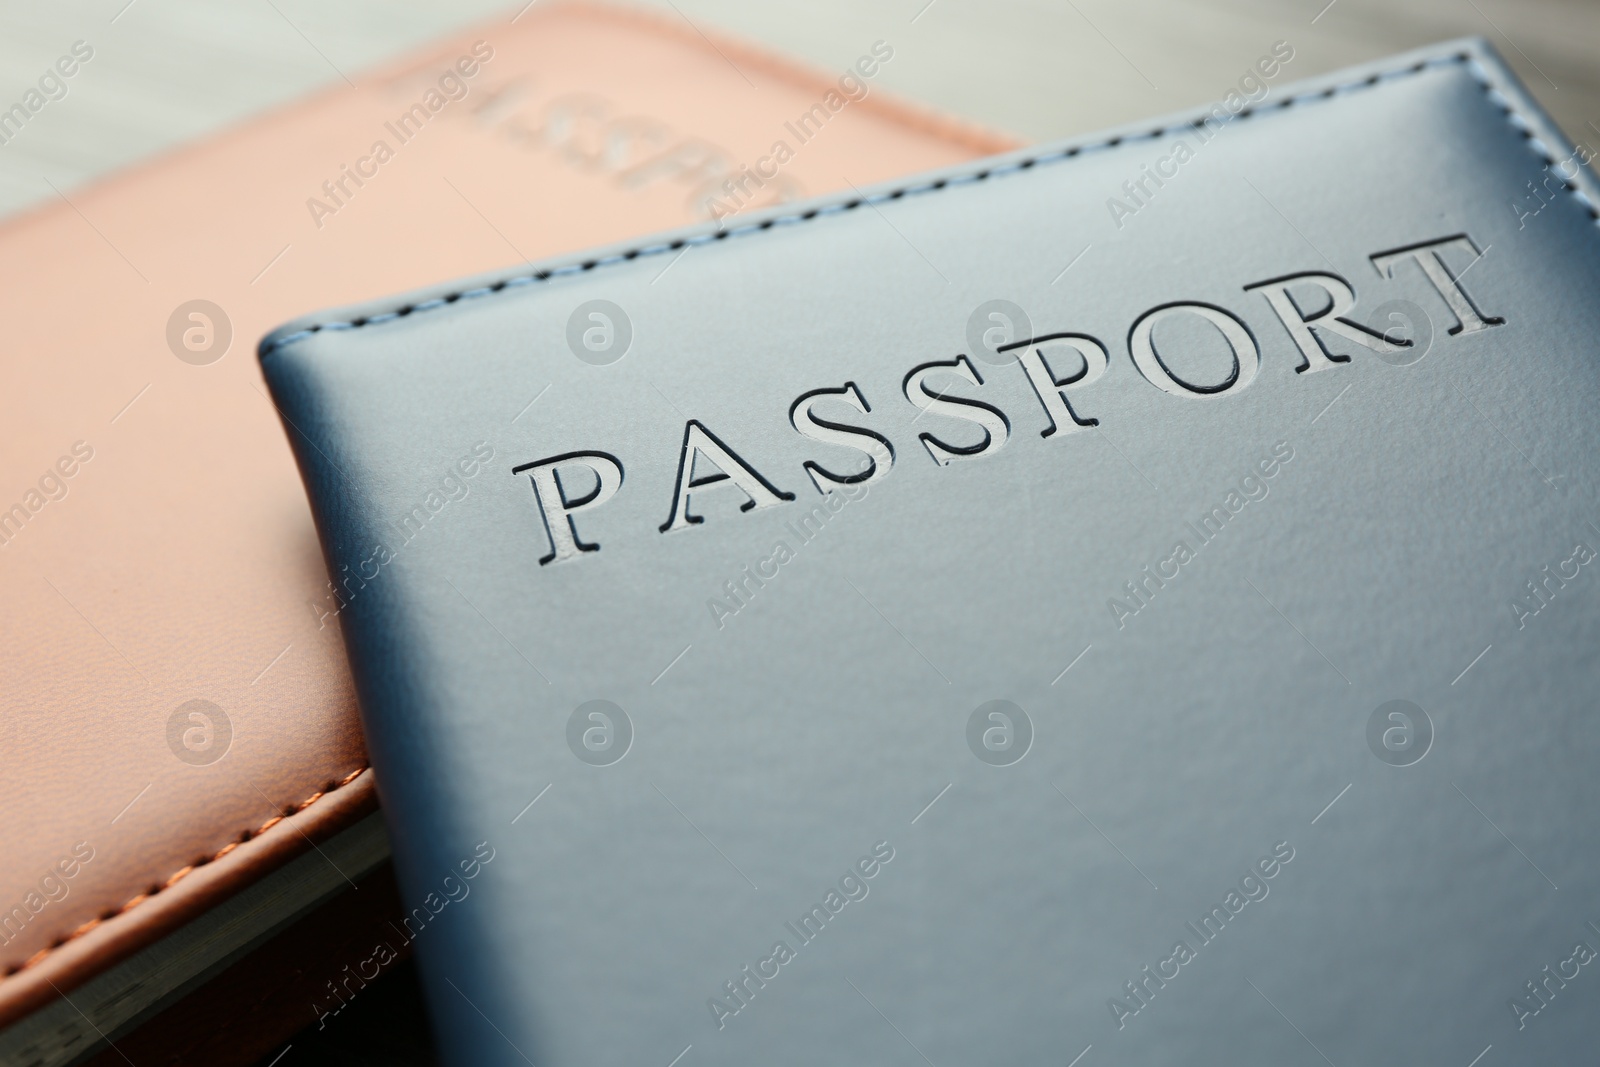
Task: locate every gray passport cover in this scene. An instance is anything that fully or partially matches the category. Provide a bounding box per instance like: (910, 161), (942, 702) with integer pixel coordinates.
(262, 39), (1600, 1067)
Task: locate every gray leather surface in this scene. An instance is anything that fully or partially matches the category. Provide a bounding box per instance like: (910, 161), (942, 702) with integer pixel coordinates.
(262, 38), (1600, 1067)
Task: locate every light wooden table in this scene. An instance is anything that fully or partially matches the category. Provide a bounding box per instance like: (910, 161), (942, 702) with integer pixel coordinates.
(0, 0), (1593, 221)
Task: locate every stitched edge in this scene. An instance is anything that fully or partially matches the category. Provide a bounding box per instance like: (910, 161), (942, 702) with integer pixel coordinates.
(259, 48), (1600, 361)
(1470, 64), (1600, 219)
(0, 766), (368, 980)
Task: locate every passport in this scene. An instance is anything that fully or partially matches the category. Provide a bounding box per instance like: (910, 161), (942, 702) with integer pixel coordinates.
(0, 2), (1008, 1062)
(261, 38), (1600, 1066)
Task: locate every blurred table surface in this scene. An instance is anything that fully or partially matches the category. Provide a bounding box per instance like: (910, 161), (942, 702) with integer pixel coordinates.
(0, 0), (1594, 222)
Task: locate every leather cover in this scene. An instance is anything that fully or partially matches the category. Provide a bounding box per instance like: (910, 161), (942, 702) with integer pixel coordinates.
(0, 1), (1008, 1029)
(262, 38), (1600, 1067)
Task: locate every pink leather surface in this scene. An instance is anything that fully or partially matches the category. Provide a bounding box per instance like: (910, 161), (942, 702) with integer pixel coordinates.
(0, 0), (1014, 1027)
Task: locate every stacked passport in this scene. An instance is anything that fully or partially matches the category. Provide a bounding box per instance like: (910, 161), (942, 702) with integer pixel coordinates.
(0, 4), (1010, 1064)
(259, 32), (1600, 1067)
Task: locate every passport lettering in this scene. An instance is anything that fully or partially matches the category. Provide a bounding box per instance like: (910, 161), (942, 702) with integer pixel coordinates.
(518, 233), (1498, 565)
